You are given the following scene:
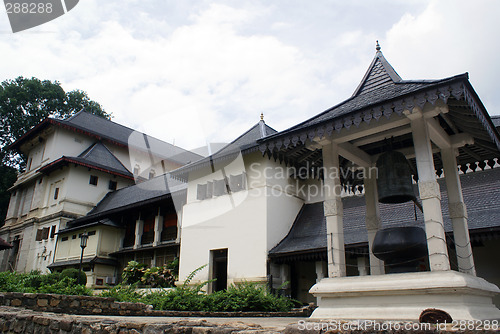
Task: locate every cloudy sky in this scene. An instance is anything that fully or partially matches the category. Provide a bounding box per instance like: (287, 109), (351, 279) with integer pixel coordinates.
(1, 0), (499, 151)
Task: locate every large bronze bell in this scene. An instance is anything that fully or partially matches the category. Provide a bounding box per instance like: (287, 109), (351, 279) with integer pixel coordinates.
(376, 150), (416, 204)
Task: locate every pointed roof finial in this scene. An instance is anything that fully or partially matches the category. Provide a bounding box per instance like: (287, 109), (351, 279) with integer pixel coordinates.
(376, 40), (381, 52)
(260, 112), (264, 121)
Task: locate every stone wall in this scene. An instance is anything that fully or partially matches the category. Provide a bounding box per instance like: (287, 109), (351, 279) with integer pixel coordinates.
(0, 306), (279, 334)
(1, 306), (491, 334)
(0, 291), (314, 317)
(0, 292), (151, 316)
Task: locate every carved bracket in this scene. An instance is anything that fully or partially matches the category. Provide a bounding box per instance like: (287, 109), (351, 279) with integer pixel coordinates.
(418, 181), (441, 200)
(448, 202), (468, 219)
(324, 198), (343, 217)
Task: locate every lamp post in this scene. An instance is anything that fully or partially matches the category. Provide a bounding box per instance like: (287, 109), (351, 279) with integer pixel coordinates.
(78, 232), (88, 285)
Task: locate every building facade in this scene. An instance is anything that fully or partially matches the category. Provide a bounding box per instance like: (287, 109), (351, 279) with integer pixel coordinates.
(0, 111), (200, 274)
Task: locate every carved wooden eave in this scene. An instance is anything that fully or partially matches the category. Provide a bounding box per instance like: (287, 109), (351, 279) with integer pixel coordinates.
(258, 74), (500, 185)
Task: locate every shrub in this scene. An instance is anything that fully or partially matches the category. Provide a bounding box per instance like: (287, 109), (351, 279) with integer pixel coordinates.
(38, 276), (92, 296)
(60, 268), (87, 286)
(99, 283), (143, 302)
(0, 271), (91, 296)
(141, 266), (176, 288)
(122, 261), (147, 285)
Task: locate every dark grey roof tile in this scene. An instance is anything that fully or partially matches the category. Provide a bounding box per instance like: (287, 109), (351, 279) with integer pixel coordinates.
(270, 168), (500, 255)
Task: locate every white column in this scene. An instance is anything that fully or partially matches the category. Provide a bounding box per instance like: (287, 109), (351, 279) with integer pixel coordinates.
(154, 208), (162, 246)
(410, 114), (450, 271)
(363, 168), (385, 275)
(322, 142), (346, 277)
(357, 257), (368, 276)
(441, 148), (476, 275)
(315, 261), (325, 282)
(134, 215), (143, 249)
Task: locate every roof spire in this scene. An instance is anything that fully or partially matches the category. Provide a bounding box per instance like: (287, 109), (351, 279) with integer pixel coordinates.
(376, 40), (381, 52)
(260, 112), (264, 121)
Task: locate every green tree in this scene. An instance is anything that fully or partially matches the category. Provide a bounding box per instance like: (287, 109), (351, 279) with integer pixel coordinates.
(0, 165), (17, 224)
(0, 76), (111, 169)
(0, 76), (111, 224)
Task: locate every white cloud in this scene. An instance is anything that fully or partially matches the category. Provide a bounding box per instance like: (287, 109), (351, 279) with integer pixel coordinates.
(385, 0), (500, 114)
(1, 0), (498, 156)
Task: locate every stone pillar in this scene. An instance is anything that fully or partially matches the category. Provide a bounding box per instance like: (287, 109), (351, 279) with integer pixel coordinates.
(322, 142), (346, 277)
(280, 264), (290, 296)
(315, 261), (325, 282)
(154, 208), (162, 246)
(410, 114), (450, 271)
(134, 215), (143, 249)
(363, 168), (385, 275)
(441, 148), (476, 275)
(357, 257), (368, 276)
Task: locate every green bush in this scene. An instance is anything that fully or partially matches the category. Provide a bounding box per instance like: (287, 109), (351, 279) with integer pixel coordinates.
(60, 268), (87, 285)
(141, 266), (176, 288)
(121, 261), (147, 285)
(99, 283), (143, 302)
(105, 265), (295, 312)
(0, 271), (91, 296)
(38, 276), (92, 295)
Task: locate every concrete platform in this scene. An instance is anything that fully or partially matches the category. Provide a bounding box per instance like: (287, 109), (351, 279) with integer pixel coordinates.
(310, 271), (500, 321)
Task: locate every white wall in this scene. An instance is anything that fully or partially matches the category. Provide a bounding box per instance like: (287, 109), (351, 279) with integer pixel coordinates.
(179, 151), (303, 286)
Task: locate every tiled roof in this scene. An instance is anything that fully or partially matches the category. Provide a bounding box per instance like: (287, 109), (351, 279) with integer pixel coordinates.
(10, 111), (202, 165)
(171, 120), (277, 181)
(38, 142), (134, 179)
(66, 173), (186, 227)
(492, 115), (500, 128)
(264, 50), (463, 138)
(48, 256), (119, 269)
(270, 167), (500, 256)
(78, 142), (131, 176)
(64, 112), (202, 164)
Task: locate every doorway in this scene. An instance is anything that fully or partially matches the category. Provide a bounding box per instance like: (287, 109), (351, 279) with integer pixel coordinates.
(211, 248), (228, 292)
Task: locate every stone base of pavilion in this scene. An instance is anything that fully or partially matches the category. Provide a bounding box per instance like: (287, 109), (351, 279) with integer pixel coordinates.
(309, 270), (500, 321)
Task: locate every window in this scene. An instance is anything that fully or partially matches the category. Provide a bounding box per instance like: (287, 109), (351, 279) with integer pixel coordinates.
(35, 229), (42, 241)
(206, 181), (213, 198)
(161, 212), (177, 241)
(229, 173), (246, 192)
(72, 234), (76, 239)
(88, 230), (96, 236)
(213, 179), (228, 196)
(141, 214), (155, 245)
(54, 188), (59, 200)
(89, 175), (98, 186)
(108, 180), (117, 191)
(50, 225), (56, 238)
(41, 227), (49, 240)
(36, 227), (50, 240)
(197, 184), (208, 200)
(61, 236), (68, 242)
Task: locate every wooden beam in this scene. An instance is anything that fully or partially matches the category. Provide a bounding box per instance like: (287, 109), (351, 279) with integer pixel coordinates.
(351, 125), (412, 147)
(338, 142), (372, 167)
(333, 116), (411, 144)
(427, 117), (451, 149)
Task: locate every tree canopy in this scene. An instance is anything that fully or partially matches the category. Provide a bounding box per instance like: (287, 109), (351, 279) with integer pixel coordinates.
(0, 76), (110, 224)
(0, 76), (111, 168)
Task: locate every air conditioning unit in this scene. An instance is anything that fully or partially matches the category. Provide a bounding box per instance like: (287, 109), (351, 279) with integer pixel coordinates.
(105, 276), (116, 285)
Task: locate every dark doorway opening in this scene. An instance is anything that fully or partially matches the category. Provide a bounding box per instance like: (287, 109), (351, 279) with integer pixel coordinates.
(211, 248), (228, 292)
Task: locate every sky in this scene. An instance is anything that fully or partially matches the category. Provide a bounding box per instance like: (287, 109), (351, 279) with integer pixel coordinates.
(1, 0), (499, 152)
